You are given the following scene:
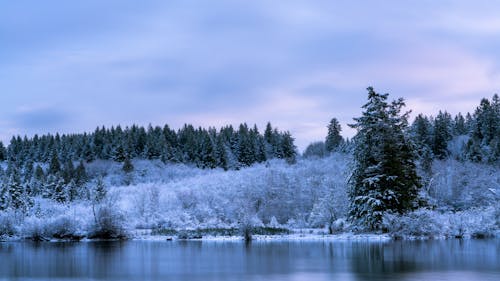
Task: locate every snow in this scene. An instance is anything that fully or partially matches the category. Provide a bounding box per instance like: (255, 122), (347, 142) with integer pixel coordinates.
(1, 153), (499, 242)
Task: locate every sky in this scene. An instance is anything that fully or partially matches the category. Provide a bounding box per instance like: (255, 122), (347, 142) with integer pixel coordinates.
(1, 0), (500, 151)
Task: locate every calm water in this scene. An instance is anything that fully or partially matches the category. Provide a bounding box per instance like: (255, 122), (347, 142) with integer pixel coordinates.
(1, 239), (499, 281)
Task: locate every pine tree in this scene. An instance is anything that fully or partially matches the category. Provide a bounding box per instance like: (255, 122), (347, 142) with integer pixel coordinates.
(53, 177), (67, 203)
(411, 114), (434, 175)
(74, 161), (88, 187)
(453, 113), (467, 136)
(62, 160), (75, 184)
(281, 132), (297, 164)
(93, 177), (107, 203)
(65, 179), (78, 202)
(237, 124), (255, 166)
(432, 111), (452, 159)
(8, 166), (26, 210)
(122, 158), (134, 173)
(43, 174), (57, 199)
(32, 164), (45, 196)
(0, 141), (6, 161)
(325, 118), (343, 152)
(0, 184), (10, 211)
(48, 150), (61, 175)
(215, 136), (229, 170)
(465, 95), (500, 162)
(348, 87), (421, 230)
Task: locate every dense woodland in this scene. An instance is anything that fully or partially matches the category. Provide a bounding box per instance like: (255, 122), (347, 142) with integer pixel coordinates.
(0, 123), (296, 211)
(0, 89), (499, 240)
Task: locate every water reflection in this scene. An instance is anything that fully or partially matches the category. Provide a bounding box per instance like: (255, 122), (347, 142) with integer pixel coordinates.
(0, 239), (498, 281)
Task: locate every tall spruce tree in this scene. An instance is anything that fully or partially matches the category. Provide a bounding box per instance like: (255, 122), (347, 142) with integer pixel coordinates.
(432, 111), (452, 159)
(348, 87), (421, 230)
(325, 118), (343, 152)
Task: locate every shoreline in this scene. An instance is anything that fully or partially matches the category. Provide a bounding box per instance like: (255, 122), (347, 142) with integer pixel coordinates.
(3, 229), (499, 243)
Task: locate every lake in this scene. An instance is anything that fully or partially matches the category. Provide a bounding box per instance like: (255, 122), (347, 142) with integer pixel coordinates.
(1, 239), (499, 281)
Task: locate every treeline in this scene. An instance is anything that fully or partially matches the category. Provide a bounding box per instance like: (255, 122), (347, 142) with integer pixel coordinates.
(341, 89), (499, 230)
(304, 94), (500, 166)
(1, 122), (296, 169)
(411, 94), (500, 165)
(0, 122), (296, 211)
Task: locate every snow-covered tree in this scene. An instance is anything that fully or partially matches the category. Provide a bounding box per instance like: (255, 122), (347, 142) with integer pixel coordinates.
(303, 142), (326, 159)
(122, 158), (134, 173)
(432, 111), (453, 159)
(348, 87), (421, 230)
(325, 118), (343, 152)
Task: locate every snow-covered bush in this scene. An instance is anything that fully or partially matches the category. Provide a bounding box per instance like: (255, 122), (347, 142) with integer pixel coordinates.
(88, 205), (128, 239)
(383, 209), (443, 238)
(0, 211), (17, 237)
(429, 160), (499, 210)
(46, 215), (84, 240)
(21, 216), (47, 240)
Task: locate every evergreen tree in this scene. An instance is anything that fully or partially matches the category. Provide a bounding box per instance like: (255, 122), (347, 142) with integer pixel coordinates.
(53, 177), (67, 203)
(8, 166), (27, 210)
(215, 135), (229, 170)
(0, 183), (10, 211)
(432, 111), (452, 159)
(65, 179), (78, 202)
(237, 124), (255, 166)
(303, 141), (326, 158)
(281, 132), (297, 164)
(348, 87), (421, 230)
(48, 150), (61, 175)
(464, 95), (500, 162)
(93, 177), (107, 203)
(0, 141), (6, 161)
(62, 160), (75, 184)
(325, 118), (343, 152)
(32, 164), (45, 196)
(122, 158), (134, 173)
(82, 140), (95, 163)
(74, 161), (88, 187)
(453, 113), (467, 136)
(411, 114), (434, 175)
(43, 174), (57, 199)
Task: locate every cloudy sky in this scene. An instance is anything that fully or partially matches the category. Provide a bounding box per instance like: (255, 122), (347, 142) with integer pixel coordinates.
(1, 0), (500, 150)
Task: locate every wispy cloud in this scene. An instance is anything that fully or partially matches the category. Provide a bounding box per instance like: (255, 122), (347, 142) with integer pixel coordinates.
(1, 0), (499, 150)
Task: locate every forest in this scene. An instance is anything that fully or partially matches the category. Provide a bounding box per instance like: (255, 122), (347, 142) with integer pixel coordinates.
(0, 88), (499, 241)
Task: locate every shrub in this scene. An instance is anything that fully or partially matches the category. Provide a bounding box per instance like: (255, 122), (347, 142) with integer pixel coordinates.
(0, 211), (16, 238)
(21, 217), (48, 241)
(383, 209), (443, 238)
(46, 215), (84, 240)
(88, 206), (128, 239)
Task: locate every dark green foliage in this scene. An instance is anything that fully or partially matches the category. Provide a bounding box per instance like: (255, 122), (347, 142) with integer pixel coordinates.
(93, 177), (106, 204)
(122, 158), (134, 173)
(7, 166), (27, 211)
(303, 141), (326, 158)
(349, 87), (421, 230)
(432, 111), (453, 159)
(2, 122), (294, 171)
(53, 177), (67, 203)
(453, 113), (468, 135)
(62, 160), (75, 184)
(411, 114), (434, 175)
(281, 132), (297, 164)
(464, 95), (500, 163)
(0, 121), (295, 211)
(74, 161), (88, 187)
(0, 141), (6, 161)
(48, 151), (61, 175)
(325, 118), (343, 152)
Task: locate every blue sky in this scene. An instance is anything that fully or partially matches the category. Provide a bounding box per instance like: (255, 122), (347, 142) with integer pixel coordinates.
(1, 0), (500, 150)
